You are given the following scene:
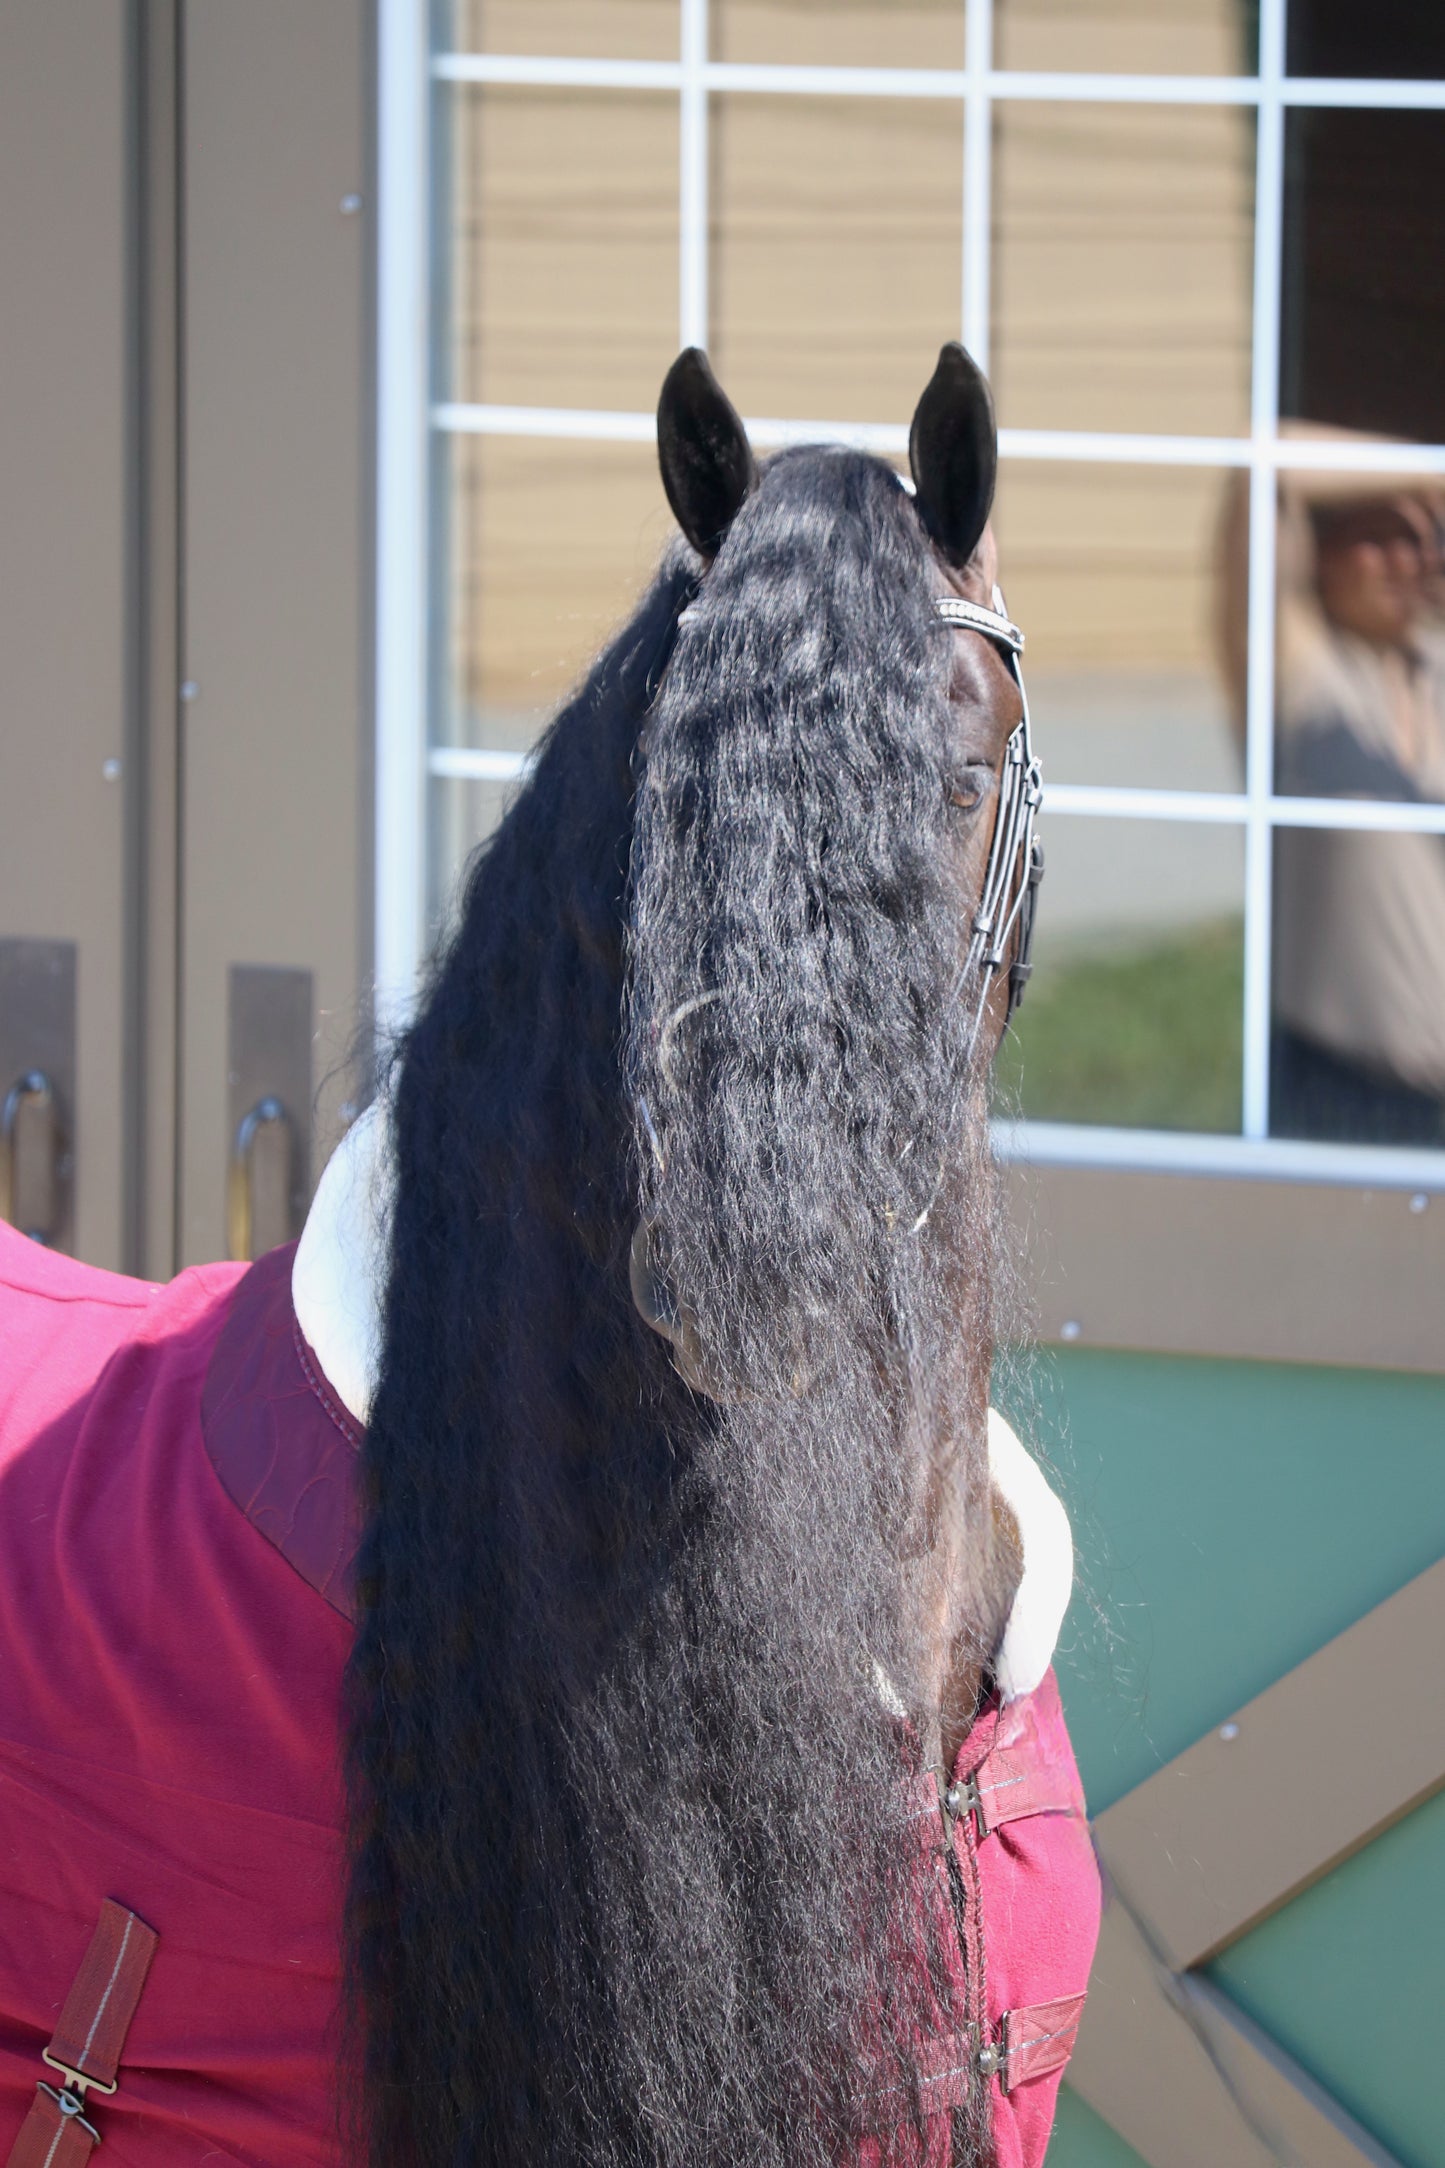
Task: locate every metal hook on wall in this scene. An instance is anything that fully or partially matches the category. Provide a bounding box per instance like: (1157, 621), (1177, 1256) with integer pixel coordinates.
(0, 1070), (66, 1245)
(226, 1094), (294, 1262)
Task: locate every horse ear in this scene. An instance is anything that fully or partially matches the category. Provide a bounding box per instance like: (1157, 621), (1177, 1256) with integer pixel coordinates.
(908, 343), (998, 569)
(657, 348), (758, 559)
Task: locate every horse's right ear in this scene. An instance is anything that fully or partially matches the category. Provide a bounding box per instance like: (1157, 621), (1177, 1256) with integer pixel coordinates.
(909, 343), (998, 569)
(657, 348), (758, 559)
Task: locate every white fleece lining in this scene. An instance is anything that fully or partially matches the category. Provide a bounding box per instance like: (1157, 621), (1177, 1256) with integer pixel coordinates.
(291, 1099), (392, 1432)
(293, 1114), (1073, 1699)
(987, 1407), (1074, 1703)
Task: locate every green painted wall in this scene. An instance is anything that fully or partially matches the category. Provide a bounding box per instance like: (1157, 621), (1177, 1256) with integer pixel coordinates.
(1210, 1789), (1445, 2168)
(995, 1347), (1445, 2166)
(1048, 2090), (1151, 2168)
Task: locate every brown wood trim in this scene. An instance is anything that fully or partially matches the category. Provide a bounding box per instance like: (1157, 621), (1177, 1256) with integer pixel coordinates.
(1069, 1886), (1402, 2167)
(1067, 1566), (1443, 2163)
(1008, 1161), (1445, 1373)
(134, 0), (181, 1282)
(1093, 1559), (1445, 1970)
(1179, 1976), (1401, 2168)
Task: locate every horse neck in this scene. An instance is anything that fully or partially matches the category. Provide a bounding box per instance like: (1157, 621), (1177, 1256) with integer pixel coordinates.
(907, 1254), (1015, 1773)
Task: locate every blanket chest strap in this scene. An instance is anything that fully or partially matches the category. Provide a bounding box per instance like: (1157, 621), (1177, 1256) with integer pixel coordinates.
(5, 1900), (157, 2165)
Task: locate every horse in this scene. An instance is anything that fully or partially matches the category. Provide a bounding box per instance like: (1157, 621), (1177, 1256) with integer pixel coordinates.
(0, 344), (1097, 2168)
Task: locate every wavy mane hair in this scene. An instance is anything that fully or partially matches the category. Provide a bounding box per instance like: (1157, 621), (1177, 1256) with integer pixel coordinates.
(345, 349), (1020, 2168)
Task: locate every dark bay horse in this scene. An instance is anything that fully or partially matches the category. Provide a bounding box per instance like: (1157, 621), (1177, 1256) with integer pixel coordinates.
(0, 346), (1095, 2168)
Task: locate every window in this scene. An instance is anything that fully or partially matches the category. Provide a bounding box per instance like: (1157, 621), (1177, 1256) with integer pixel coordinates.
(377, 0), (1445, 1185)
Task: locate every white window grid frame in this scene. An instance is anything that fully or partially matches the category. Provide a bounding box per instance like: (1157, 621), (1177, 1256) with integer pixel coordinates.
(375, 0), (1445, 1192)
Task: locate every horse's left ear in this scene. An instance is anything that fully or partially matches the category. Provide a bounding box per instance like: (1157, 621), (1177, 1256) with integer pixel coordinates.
(908, 343), (998, 569)
(657, 348), (758, 559)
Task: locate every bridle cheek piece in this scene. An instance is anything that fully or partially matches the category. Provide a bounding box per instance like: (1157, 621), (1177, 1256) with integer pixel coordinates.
(933, 589), (1044, 1059)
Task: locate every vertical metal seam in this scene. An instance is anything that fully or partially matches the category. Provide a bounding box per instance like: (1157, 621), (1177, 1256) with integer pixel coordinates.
(122, 0), (148, 1272)
(171, 0), (188, 1268)
(1242, 0), (1287, 1141)
(129, 0), (183, 1277)
(962, 0), (993, 370)
(679, 0), (709, 350)
(373, 0), (430, 1030)
(356, 0), (382, 1080)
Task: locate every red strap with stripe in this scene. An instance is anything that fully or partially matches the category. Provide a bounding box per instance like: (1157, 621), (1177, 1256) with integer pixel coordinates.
(4, 1901), (157, 2168)
(5, 2085), (99, 2168)
(998, 1991), (1088, 2094)
(970, 1735), (1079, 1838)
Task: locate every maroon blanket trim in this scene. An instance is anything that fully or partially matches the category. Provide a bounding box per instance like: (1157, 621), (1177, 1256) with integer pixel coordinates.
(200, 1243), (363, 1621)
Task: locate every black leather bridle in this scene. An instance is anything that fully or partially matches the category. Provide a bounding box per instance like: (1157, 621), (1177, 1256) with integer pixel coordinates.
(934, 589), (1044, 1059)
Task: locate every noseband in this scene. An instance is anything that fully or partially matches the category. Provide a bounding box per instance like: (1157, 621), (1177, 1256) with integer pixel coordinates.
(933, 590), (1044, 1058)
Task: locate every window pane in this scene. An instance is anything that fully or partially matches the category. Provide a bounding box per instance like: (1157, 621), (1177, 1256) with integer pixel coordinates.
(437, 1), (678, 58)
(428, 776), (516, 939)
(1270, 459), (1445, 805)
(994, 818), (1245, 1132)
(712, 0), (964, 69)
(991, 102), (1254, 437)
(436, 435), (673, 754)
(1285, 1), (1445, 80)
(709, 95), (963, 421)
(992, 462), (1242, 792)
(994, 0), (1257, 74)
(441, 87), (679, 411)
(1268, 443), (1445, 1148)
(1280, 111), (1445, 446)
(1272, 828), (1445, 1146)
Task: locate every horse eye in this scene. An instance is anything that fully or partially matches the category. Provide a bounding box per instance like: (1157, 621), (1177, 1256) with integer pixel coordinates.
(947, 766), (990, 814)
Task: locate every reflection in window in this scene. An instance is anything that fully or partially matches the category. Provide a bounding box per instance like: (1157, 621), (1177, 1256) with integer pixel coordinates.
(1280, 111), (1445, 447)
(436, 435), (672, 753)
(708, 96), (963, 422)
(712, 0), (962, 69)
(1214, 455), (1445, 810)
(1217, 455), (1445, 1146)
(1285, 0), (1445, 82)
(441, 87), (679, 412)
(437, 0), (679, 58)
(991, 101), (1253, 438)
(418, 0), (1445, 1168)
(1275, 473), (1445, 808)
(995, 820), (1244, 1133)
(991, 463), (1240, 793)
(993, 0), (1256, 75)
(1272, 827), (1445, 1146)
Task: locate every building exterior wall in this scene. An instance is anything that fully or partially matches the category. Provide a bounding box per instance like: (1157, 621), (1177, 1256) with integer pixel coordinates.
(1030, 1345), (1445, 2164)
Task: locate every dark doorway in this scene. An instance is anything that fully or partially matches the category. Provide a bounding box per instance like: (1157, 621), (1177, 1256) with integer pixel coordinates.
(1280, 7), (1445, 440)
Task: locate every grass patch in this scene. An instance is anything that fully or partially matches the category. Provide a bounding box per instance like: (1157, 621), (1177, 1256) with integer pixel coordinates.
(994, 917), (1244, 1133)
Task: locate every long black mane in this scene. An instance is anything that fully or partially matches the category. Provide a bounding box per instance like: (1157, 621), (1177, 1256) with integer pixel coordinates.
(345, 447), (1007, 2168)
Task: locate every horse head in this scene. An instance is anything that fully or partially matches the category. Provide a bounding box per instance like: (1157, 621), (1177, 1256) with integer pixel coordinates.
(348, 343), (1039, 2168)
(630, 340), (1032, 1422)
(651, 340), (1032, 1082)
